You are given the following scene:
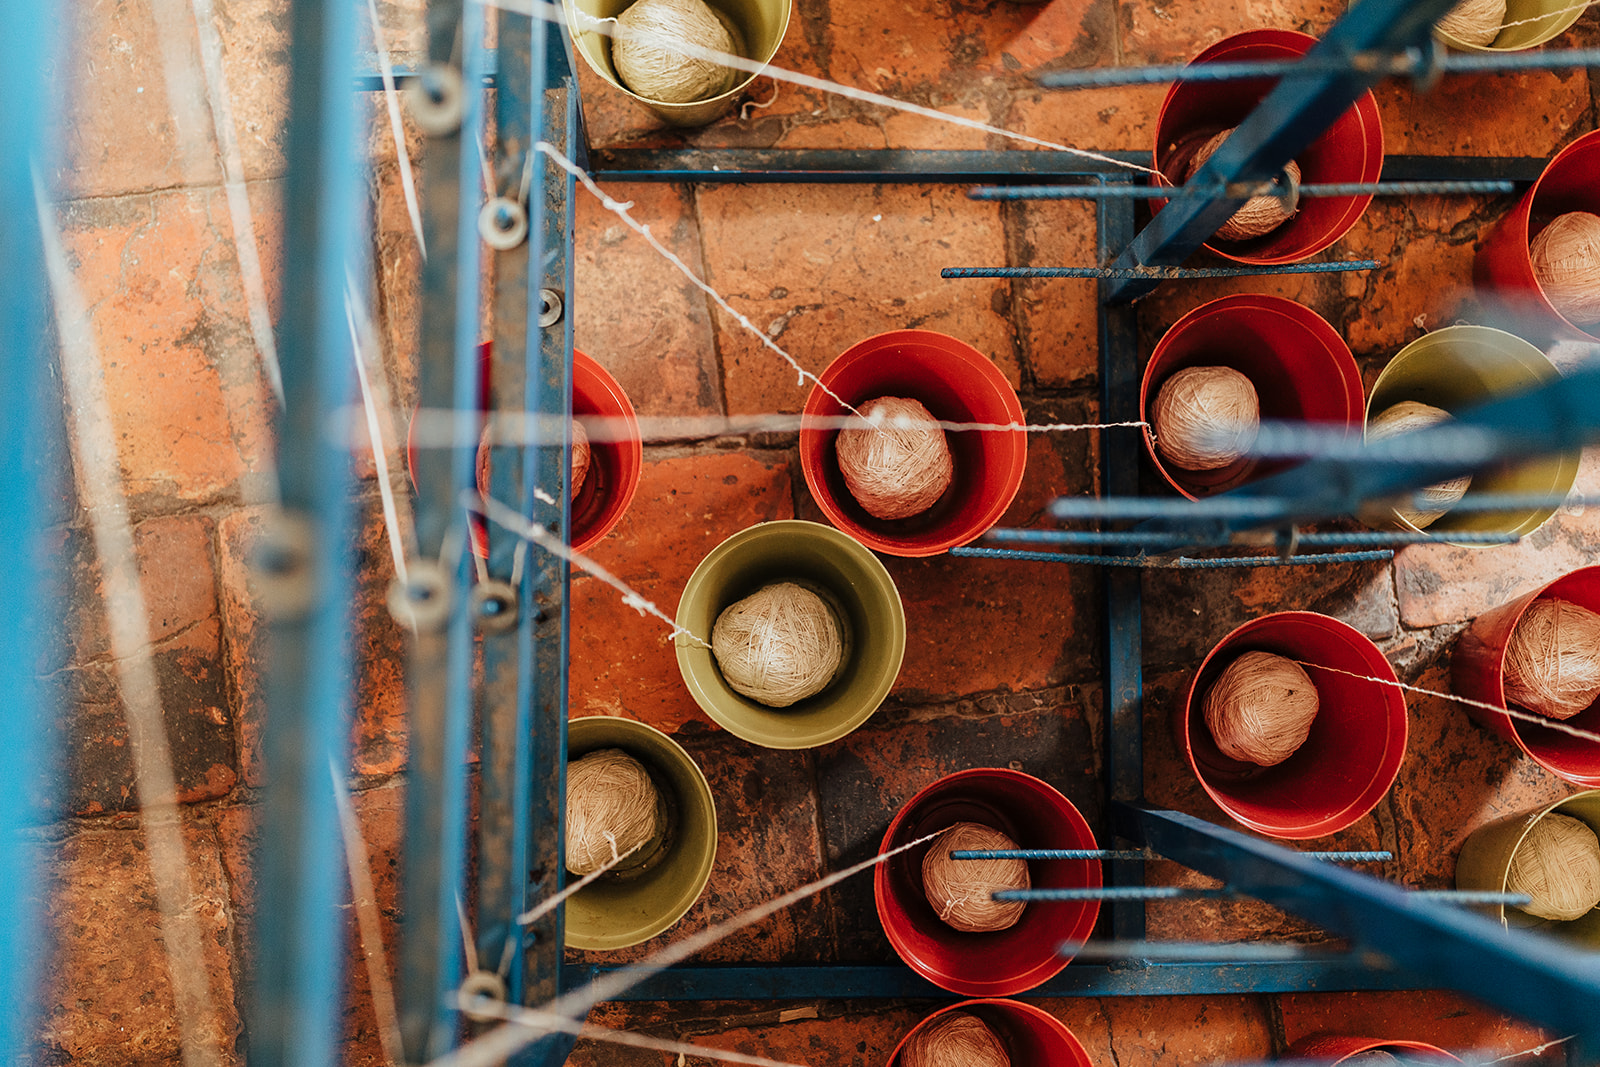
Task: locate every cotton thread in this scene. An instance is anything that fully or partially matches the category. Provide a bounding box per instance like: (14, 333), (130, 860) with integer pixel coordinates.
(922, 822), (1030, 932)
(901, 1012), (1011, 1067)
(1506, 812), (1600, 921)
(565, 749), (664, 876)
(712, 582), (844, 707)
(1503, 598), (1600, 721)
(837, 397), (954, 520)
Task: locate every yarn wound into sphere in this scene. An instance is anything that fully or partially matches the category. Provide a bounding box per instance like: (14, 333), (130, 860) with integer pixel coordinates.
(712, 582), (843, 708)
(1344, 1053), (1402, 1065)
(1203, 651), (1320, 767)
(921, 822), (1030, 933)
(1507, 812), (1600, 922)
(1504, 598), (1600, 721)
(1186, 130), (1302, 242)
(570, 419), (592, 500)
(1531, 212), (1600, 325)
(901, 1011), (1011, 1067)
(565, 748), (663, 877)
(612, 0), (738, 105)
(1367, 401), (1472, 529)
(1152, 365), (1261, 472)
(1437, 0), (1506, 46)
(836, 396), (955, 521)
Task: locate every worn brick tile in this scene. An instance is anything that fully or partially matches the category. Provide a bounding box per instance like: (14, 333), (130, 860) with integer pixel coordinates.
(1034, 995), (1274, 1067)
(52, 613), (236, 816)
(695, 183), (1017, 415)
(1118, 0), (1346, 65)
(57, 189), (278, 513)
(1135, 264), (1349, 355)
(1386, 660), (1570, 887)
(1277, 989), (1561, 1062)
(1395, 448), (1600, 629)
(212, 0), (291, 181)
(814, 691), (1101, 960)
(566, 735), (826, 965)
(568, 450), (795, 735)
(575, 183), (724, 431)
(1375, 71), (1590, 158)
(1007, 84), (1168, 156)
(216, 505), (268, 786)
(1007, 199), (1101, 389)
(570, 1002), (930, 1067)
(36, 822), (242, 1065)
(880, 99), (1001, 151)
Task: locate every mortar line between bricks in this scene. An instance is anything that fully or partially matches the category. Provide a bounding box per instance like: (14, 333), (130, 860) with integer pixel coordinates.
(688, 183), (735, 424)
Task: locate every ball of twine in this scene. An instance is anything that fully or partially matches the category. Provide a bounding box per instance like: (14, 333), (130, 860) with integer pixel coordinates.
(1367, 401), (1472, 529)
(1203, 651), (1320, 767)
(571, 419), (593, 500)
(1504, 597), (1600, 721)
(612, 0), (738, 105)
(565, 748), (663, 877)
(901, 1011), (1011, 1067)
(711, 582), (844, 708)
(1186, 130), (1302, 242)
(1152, 365), (1261, 472)
(1438, 0), (1507, 46)
(1507, 812), (1600, 922)
(1344, 1053), (1402, 1065)
(1531, 212), (1600, 326)
(836, 396), (955, 521)
(921, 822), (1030, 933)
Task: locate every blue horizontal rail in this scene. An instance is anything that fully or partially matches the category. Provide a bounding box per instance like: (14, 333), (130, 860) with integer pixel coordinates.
(943, 261), (1380, 280)
(950, 546), (1394, 567)
(952, 849), (1393, 862)
(968, 180), (1515, 201)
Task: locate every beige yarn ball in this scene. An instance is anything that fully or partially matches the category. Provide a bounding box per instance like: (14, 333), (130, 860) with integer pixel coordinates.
(712, 582), (844, 707)
(1203, 651), (1320, 767)
(1152, 366), (1261, 472)
(1508, 813), (1600, 922)
(1345, 1054), (1402, 1066)
(570, 419), (592, 500)
(565, 748), (664, 877)
(1438, 0), (1507, 45)
(1504, 598), (1600, 721)
(901, 1012), (1011, 1067)
(1367, 401), (1472, 529)
(1531, 212), (1600, 326)
(836, 397), (955, 521)
(1186, 129), (1302, 242)
(921, 822), (1030, 933)
(612, 0), (738, 105)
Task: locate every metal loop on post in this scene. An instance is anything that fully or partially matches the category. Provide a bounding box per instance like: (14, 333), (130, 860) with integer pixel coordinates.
(1410, 39), (1445, 94)
(471, 579), (519, 634)
(408, 63), (464, 136)
(479, 196), (528, 250)
(538, 288), (563, 329)
(458, 969), (509, 1023)
(386, 559), (453, 632)
(251, 512), (316, 619)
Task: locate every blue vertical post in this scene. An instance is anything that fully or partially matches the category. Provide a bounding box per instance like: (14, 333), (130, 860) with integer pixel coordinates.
(1095, 176), (1147, 943)
(0, 4), (59, 1060)
(400, 0), (488, 1058)
(250, 0), (362, 1063)
(1104, 0), (1461, 303)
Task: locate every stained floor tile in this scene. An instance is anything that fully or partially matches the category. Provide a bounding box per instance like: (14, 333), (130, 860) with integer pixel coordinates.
(1277, 989), (1563, 1062)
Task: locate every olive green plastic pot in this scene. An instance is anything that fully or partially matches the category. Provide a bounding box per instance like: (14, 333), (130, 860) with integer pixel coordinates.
(564, 715), (717, 950)
(1364, 325), (1579, 544)
(674, 520), (906, 749)
(1436, 0), (1585, 53)
(1455, 789), (1600, 948)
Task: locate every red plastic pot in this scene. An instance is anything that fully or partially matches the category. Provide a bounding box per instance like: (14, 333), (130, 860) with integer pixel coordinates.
(799, 330), (1027, 557)
(1476, 129), (1600, 343)
(1289, 1037), (1463, 1063)
(1141, 295), (1364, 498)
(1152, 30), (1384, 265)
(1451, 565), (1600, 786)
(1180, 612), (1408, 839)
(874, 768), (1100, 996)
(888, 1000), (1093, 1067)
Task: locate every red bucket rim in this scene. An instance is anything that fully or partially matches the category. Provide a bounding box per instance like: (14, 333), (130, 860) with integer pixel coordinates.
(570, 350), (644, 553)
(886, 999), (1094, 1067)
(1289, 1036), (1465, 1063)
(799, 329), (1027, 557)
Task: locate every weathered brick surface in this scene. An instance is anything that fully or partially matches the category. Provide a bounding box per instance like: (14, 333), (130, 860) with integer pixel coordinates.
(1117, 0), (1345, 65)
(1277, 989), (1563, 1062)
(37, 822), (241, 1065)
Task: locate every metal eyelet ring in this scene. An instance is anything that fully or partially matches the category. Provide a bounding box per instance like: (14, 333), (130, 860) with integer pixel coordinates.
(471, 579), (519, 634)
(459, 969), (509, 1024)
(386, 560), (453, 632)
(479, 197), (529, 251)
(252, 512), (316, 619)
(408, 63), (464, 136)
(538, 288), (563, 329)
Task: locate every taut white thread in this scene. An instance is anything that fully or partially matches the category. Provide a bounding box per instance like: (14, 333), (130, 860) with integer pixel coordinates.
(425, 829), (943, 1067)
(1298, 660), (1600, 746)
(1480, 1034), (1578, 1063)
(487, 0), (1161, 178)
(514, 842), (643, 928)
(345, 280), (415, 586)
(331, 762), (404, 1067)
(1498, 0), (1599, 28)
(366, 0), (426, 257)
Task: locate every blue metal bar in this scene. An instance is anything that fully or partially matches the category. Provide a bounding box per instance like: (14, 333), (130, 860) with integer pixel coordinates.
(944, 262), (1379, 279)
(996, 886), (1238, 901)
(0, 5), (57, 1059)
(569, 959), (1426, 1000)
(250, 0), (362, 1062)
(984, 527), (1516, 548)
(952, 849), (1393, 862)
(969, 180), (1515, 201)
(1408, 891), (1532, 906)
(1103, 0), (1464, 303)
(587, 147), (1149, 182)
(950, 546), (1394, 567)
(1123, 806), (1600, 1054)
(1036, 45), (1600, 89)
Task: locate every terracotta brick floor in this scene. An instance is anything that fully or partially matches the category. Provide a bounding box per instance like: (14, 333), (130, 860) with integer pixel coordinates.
(550, 0), (1599, 1064)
